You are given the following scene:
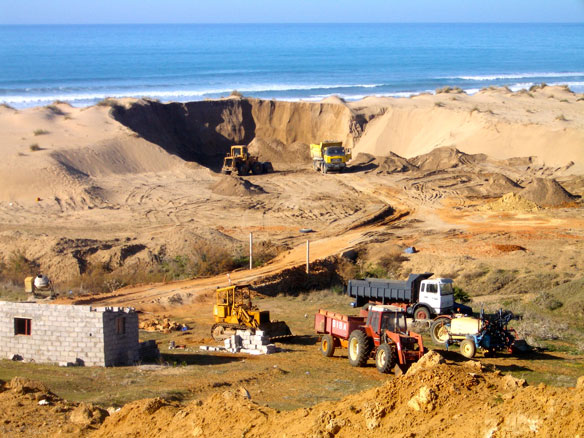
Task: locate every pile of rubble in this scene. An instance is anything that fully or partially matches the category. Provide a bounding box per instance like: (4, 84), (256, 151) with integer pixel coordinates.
(200, 330), (278, 355)
(139, 318), (187, 333)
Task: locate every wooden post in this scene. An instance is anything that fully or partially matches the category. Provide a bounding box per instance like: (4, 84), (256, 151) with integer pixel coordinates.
(249, 232), (253, 270)
(306, 240), (310, 274)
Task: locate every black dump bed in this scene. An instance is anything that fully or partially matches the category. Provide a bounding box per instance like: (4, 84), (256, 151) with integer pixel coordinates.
(347, 273), (433, 307)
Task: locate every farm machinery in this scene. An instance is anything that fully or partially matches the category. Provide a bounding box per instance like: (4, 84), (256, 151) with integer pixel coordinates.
(24, 274), (55, 298)
(314, 304), (425, 374)
(211, 285), (291, 341)
(430, 309), (523, 358)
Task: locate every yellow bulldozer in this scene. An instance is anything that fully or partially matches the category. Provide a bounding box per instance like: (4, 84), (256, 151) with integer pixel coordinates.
(221, 145), (274, 176)
(211, 285), (291, 341)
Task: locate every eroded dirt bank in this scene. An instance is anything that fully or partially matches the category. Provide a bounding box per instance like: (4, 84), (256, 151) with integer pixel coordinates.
(1, 352), (583, 438)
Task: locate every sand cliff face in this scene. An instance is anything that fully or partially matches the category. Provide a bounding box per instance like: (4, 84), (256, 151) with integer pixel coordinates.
(110, 98), (355, 169)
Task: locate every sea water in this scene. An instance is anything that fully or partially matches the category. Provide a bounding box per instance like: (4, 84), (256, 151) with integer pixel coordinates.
(0, 23), (583, 108)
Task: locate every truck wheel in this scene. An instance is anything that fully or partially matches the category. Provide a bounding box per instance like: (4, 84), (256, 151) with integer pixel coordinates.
(375, 343), (396, 374)
(414, 306), (431, 321)
(460, 339), (476, 359)
(348, 330), (371, 367)
(430, 318), (451, 345)
(263, 162), (274, 173)
(320, 335), (335, 357)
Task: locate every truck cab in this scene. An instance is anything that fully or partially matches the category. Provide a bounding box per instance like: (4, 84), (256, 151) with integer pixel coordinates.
(418, 278), (454, 315)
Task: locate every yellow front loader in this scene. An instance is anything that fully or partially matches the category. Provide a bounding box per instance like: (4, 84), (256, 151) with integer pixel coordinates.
(211, 285), (292, 341)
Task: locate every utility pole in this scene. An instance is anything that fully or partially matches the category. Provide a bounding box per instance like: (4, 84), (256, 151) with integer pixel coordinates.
(249, 232), (253, 270)
(306, 240), (310, 274)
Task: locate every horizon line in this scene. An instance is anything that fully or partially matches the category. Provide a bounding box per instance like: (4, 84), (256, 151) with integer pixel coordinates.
(1, 21), (583, 26)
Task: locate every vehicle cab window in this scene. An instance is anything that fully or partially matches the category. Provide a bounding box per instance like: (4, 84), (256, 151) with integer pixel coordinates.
(369, 311), (380, 332)
(426, 283), (438, 293)
(440, 283), (454, 295)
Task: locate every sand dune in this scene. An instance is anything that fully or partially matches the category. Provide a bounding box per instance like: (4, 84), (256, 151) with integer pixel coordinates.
(351, 87), (584, 173)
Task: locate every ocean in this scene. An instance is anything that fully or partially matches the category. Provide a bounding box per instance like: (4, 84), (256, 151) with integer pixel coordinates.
(1, 23), (583, 108)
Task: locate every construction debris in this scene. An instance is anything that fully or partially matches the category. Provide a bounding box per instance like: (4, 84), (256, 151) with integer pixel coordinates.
(200, 329), (279, 355)
(139, 318), (188, 333)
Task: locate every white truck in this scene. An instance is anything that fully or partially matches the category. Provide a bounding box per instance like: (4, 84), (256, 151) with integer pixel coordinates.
(347, 273), (472, 320)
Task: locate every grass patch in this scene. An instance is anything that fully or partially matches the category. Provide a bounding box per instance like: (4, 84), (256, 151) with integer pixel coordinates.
(29, 143), (41, 151)
(33, 129), (49, 136)
(555, 114), (568, 121)
(96, 98), (118, 107)
(45, 104), (67, 115)
(434, 102), (445, 108)
(0, 251), (39, 285)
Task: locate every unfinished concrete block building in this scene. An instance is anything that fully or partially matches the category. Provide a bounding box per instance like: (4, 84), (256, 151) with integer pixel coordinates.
(0, 301), (139, 366)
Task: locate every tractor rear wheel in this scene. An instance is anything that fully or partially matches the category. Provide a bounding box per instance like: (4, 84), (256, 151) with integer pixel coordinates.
(460, 339), (476, 359)
(321, 334), (335, 357)
(430, 317), (451, 345)
(348, 330), (371, 367)
(263, 162), (274, 173)
(375, 343), (396, 374)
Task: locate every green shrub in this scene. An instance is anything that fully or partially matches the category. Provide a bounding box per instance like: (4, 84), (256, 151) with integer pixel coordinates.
(29, 143), (41, 151)
(453, 286), (471, 303)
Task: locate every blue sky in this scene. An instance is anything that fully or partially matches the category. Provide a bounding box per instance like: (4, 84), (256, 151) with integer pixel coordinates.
(1, 0), (583, 24)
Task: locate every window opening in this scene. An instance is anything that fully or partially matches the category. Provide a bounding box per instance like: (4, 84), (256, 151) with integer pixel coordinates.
(14, 318), (32, 335)
(116, 317), (126, 335)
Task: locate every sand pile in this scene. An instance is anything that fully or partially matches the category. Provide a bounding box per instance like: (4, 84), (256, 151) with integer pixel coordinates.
(410, 146), (487, 171)
(480, 192), (540, 212)
(0, 377), (106, 438)
(519, 178), (578, 207)
(351, 152), (416, 173)
(91, 352), (584, 438)
(248, 137), (311, 165)
(211, 175), (266, 197)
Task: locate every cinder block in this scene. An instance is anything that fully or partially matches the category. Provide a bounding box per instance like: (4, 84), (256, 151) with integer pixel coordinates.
(240, 348), (262, 355)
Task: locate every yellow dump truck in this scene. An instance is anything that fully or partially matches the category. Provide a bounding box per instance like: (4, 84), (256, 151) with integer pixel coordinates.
(309, 141), (351, 174)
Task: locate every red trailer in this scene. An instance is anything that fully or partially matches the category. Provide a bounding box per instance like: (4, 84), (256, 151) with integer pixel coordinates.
(314, 305), (425, 374)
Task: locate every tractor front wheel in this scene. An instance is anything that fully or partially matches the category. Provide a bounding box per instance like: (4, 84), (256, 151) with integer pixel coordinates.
(348, 330), (371, 367)
(375, 343), (396, 374)
(460, 339), (476, 359)
(320, 334), (335, 357)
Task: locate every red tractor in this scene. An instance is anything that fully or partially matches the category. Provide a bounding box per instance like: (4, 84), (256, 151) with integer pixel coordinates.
(314, 304), (425, 374)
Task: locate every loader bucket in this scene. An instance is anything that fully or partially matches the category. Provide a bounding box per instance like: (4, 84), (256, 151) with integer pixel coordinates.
(260, 320), (292, 340)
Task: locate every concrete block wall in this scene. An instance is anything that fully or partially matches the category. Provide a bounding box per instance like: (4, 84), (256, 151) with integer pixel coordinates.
(0, 301), (139, 367)
(102, 309), (139, 366)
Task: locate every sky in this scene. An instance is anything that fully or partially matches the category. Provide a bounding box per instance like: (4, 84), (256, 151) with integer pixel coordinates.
(1, 0), (584, 24)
